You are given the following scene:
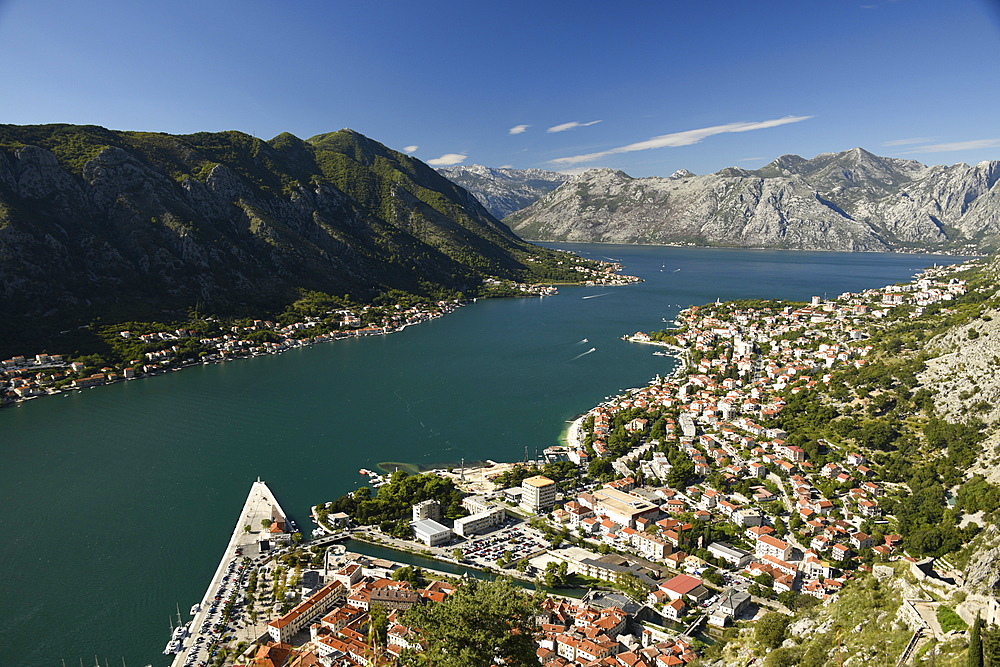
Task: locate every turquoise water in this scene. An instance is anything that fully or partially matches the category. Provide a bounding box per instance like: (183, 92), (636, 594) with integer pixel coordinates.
(0, 245), (968, 666)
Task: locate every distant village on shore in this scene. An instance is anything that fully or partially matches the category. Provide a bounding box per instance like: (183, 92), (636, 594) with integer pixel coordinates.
(1, 261), (639, 408)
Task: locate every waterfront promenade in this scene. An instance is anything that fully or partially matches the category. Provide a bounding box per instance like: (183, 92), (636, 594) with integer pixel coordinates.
(170, 479), (290, 667)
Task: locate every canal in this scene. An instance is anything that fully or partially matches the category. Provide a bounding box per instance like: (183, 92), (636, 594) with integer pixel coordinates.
(341, 538), (585, 598)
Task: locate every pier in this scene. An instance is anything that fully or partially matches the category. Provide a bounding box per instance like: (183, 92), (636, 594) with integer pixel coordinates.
(169, 478), (290, 666)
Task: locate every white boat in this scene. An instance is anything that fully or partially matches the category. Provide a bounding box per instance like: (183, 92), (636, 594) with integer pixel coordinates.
(190, 603), (200, 616)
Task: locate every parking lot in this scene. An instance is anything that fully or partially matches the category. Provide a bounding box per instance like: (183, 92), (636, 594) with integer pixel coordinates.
(174, 549), (254, 667)
(457, 522), (550, 567)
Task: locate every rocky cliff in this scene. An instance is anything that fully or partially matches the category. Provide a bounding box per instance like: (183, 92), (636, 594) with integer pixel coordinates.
(436, 164), (569, 219)
(506, 148), (1000, 252)
(0, 125), (582, 355)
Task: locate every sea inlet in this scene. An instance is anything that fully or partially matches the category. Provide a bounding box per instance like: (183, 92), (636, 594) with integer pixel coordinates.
(0, 244), (971, 666)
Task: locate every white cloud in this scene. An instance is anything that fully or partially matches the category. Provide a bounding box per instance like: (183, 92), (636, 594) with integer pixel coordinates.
(508, 124), (530, 135)
(499, 164), (514, 169)
(550, 115), (813, 166)
(547, 120), (602, 133)
(881, 137), (933, 147)
(402, 145), (419, 153)
(738, 157), (766, 162)
(426, 153), (468, 166)
(901, 139), (1000, 154)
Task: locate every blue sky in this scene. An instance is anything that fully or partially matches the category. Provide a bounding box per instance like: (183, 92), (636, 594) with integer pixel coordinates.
(1, 0), (998, 177)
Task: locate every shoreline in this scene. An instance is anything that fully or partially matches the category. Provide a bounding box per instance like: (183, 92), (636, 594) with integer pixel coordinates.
(2, 267), (641, 412)
(174, 254), (979, 665)
(540, 240), (985, 257)
(0, 307), (459, 412)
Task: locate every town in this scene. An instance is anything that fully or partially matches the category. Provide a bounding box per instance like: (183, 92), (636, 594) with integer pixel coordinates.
(160, 259), (997, 667)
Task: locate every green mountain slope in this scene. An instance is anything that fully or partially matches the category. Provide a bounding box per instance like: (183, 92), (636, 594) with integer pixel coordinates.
(0, 124), (588, 356)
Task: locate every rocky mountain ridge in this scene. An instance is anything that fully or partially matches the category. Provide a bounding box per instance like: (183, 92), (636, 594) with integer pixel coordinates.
(0, 124), (584, 356)
(435, 164), (569, 219)
(505, 148), (1000, 252)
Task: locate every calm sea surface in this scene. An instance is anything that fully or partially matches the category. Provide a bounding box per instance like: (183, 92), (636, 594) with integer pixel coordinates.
(0, 245), (969, 666)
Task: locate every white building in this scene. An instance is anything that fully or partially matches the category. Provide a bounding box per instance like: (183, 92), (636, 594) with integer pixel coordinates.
(411, 518), (452, 546)
(708, 541), (752, 568)
(521, 475), (557, 514)
(412, 499), (442, 522)
(267, 581), (345, 643)
(454, 505), (506, 537)
(755, 535), (792, 561)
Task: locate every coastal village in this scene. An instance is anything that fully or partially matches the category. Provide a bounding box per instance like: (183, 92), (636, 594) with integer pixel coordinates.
(0, 301), (457, 404)
(160, 260), (997, 667)
(1, 261), (638, 408)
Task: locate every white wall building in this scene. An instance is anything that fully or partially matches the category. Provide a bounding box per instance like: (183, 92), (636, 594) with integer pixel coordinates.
(411, 518), (452, 546)
(521, 475), (557, 514)
(454, 505), (506, 537)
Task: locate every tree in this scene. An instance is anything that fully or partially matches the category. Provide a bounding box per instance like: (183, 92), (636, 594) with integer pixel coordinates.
(615, 572), (649, 601)
(983, 623), (1000, 665)
(369, 604), (389, 648)
(754, 572), (774, 588)
(703, 568), (725, 587)
(968, 613), (983, 667)
(393, 566), (427, 588)
(261, 518), (272, 530)
(765, 646), (804, 667)
(400, 578), (541, 667)
(543, 561), (570, 588)
(755, 612), (790, 649)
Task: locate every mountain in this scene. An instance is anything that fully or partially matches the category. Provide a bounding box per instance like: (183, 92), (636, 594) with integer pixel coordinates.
(0, 124), (589, 355)
(506, 148), (1000, 252)
(436, 164), (569, 219)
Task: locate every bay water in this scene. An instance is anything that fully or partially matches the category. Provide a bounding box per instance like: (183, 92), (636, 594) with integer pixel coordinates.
(0, 245), (967, 666)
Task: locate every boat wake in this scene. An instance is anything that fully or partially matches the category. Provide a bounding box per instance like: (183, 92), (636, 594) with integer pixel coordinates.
(570, 347), (597, 360)
(582, 293), (610, 300)
(577, 338), (589, 344)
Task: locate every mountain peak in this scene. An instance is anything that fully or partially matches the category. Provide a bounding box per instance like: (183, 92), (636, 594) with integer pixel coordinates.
(0, 123), (595, 353)
(762, 153), (808, 174)
(578, 167), (632, 180)
(436, 164), (570, 219)
(505, 146), (991, 253)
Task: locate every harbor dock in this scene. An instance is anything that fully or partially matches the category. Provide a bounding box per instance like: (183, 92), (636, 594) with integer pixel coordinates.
(169, 478), (290, 666)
